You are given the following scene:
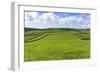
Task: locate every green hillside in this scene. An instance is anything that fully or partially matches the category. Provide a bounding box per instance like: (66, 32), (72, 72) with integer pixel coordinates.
(24, 28), (90, 61)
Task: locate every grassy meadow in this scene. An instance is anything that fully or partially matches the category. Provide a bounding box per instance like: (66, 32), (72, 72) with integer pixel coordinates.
(24, 28), (90, 62)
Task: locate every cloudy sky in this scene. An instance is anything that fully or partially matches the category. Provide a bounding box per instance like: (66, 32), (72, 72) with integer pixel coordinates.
(24, 11), (90, 29)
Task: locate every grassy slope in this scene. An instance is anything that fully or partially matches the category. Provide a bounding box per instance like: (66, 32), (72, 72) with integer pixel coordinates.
(24, 28), (90, 61)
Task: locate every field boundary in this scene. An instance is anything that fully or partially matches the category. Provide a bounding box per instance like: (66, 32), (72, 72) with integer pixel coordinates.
(25, 34), (48, 43)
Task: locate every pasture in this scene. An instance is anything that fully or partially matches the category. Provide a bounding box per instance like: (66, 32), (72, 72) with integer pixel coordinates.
(24, 28), (90, 61)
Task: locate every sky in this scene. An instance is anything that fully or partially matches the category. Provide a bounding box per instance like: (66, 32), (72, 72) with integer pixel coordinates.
(24, 11), (90, 29)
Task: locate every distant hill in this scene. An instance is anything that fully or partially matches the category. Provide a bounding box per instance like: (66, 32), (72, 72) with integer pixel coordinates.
(24, 27), (90, 32)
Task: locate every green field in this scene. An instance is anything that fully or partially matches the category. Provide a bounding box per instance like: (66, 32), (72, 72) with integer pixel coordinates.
(24, 28), (90, 62)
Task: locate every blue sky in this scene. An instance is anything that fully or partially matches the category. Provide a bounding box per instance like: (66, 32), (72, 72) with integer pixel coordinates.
(25, 11), (90, 29)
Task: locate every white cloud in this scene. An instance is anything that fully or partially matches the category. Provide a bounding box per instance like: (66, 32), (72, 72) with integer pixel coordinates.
(59, 16), (77, 25)
(76, 16), (84, 24)
(86, 24), (91, 29)
(25, 12), (39, 21)
(25, 12), (90, 29)
(39, 13), (59, 25)
(25, 12), (40, 27)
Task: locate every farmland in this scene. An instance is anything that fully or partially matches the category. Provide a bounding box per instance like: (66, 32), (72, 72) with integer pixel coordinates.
(24, 28), (90, 62)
